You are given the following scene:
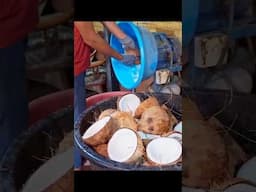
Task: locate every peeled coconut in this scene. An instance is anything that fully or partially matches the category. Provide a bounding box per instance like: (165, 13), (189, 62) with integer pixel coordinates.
(146, 137), (182, 165)
(98, 109), (117, 120)
(94, 144), (108, 158)
(111, 111), (138, 131)
(82, 116), (116, 146)
(117, 94), (141, 116)
(134, 96), (160, 118)
(139, 106), (170, 135)
(107, 128), (145, 163)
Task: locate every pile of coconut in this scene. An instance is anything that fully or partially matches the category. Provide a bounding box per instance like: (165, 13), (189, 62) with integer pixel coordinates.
(82, 93), (182, 167)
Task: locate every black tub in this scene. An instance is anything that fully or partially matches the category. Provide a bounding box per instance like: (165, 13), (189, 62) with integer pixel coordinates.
(74, 93), (182, 171)
(0, 107), (73, 191)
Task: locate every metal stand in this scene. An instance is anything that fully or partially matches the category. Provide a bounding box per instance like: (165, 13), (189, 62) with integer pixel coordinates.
(104, 27), (120, 92)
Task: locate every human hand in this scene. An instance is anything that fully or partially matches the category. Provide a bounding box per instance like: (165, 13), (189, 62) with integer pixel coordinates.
(119, 35), (136, 50)
(119, 54), (137, 66)
(125, 48), (140, 64)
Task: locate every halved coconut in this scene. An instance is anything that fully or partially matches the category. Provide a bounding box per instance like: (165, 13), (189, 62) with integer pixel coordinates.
(224, 183), (256, 192)
(139, 106), (170, 135)
(111, 111), (138, 131)
(135, 96), (160, 118)
(94, 144), (108, 158)
(146, 137), (182, 165)
(98, 109), (117, 120)
(82, 116), (115, 146)
(166, 132), (182, 144)
(117, 94), (141, 116)
(107, 128), (144, 163)
(137, 131), (160, 140)
(174, 121), (182, 133)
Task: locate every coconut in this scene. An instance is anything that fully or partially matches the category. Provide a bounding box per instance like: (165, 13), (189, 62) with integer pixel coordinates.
(107, 128), (144, 163)
(174, 121), (182, 133)
(146, 137), (182, 165)
(139, 106), (170, 135)
(82, 116), (115, 146)
(165, 132), (182, 144)
(111, 111), (138, 131)
(98, 109), (117, 120)
(134, 96), (160, 118)
(94, 144), (108, 158)
(117, 94), (141, 116)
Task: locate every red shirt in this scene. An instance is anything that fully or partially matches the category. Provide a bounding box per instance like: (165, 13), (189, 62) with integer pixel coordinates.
(74, 25), (91, 76)
(0, 0), (38, 48)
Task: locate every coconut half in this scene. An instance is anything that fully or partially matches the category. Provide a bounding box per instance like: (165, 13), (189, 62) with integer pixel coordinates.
(137, 131), (160, 140)
(174, 121), (182, 133)
(98, 109), (117, 120)
(107, 128), (144, 163)
(167, 132), (182, 144)
(146, 137), (182, 165)
(117, 94), (141, 116)
(82, 116), (115, 146)
(94, 144), (108, 158)
(111, 111), (138, 131)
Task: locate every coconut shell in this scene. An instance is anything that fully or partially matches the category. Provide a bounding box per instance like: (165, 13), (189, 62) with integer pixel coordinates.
(94, 144), (108, 158)
(98, 109), (118, 120)
(126, 132), (145, 164)
(117, 94), (141, 116)
(138, 106), (170, 135)
(82, 117), (116, 146)
(135, 97), (160, 118)
(111, 111), (138, 131)
(107, 128), (145, 164)
(146, 138), (182, 166)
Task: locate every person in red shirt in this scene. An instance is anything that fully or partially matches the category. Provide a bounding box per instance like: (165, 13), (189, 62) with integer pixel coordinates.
(74, 21), (139, 169)
(0, 0), (38, 159)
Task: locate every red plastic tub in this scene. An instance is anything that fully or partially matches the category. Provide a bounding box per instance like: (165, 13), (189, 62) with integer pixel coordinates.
(86, 91), (130, 107)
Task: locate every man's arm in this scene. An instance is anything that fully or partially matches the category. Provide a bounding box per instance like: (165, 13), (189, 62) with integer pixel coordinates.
(102, 22), (127, 39)
(74, 22), (123, 60)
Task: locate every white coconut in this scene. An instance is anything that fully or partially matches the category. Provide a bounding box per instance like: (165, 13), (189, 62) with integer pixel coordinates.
(174, 121), (182, 133)
(146, 137), (182, 165)
(82, 116), (114, 146)
(236, 156), (256, 184)
(137, 131), (160, 140)
(224, 183), (256, 192)
(118, 94), (141, 116)
(167, 132), (182, 144)
(107, 128), (144, 163)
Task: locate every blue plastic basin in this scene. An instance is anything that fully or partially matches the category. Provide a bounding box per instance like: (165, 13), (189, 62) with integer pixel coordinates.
(110, 22), (158, 90)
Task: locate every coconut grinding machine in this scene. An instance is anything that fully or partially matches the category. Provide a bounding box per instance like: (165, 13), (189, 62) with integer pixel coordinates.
(103, 22), (182, 94)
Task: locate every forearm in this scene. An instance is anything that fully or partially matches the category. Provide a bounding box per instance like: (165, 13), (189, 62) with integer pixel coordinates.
(37, 9), (73, 29)
(102, 22), (126, 39)
(75, 22), (123, 60)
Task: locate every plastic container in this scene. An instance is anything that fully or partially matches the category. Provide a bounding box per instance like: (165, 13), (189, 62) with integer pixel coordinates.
(74, 92), (182, 170)
(110, 22), (158, 90)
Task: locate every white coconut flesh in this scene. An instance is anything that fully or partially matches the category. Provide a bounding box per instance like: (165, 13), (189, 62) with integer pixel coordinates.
(224, 184), (256, 192)
(174, 121), (182, 133)
(108, 128), (138, 162)
(146, 137), (182, 165)
(167, 132), (182, 143)
(82, 116), (111, 139)
(137, 131), (160, 140)
(118, 94), (140, 116)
